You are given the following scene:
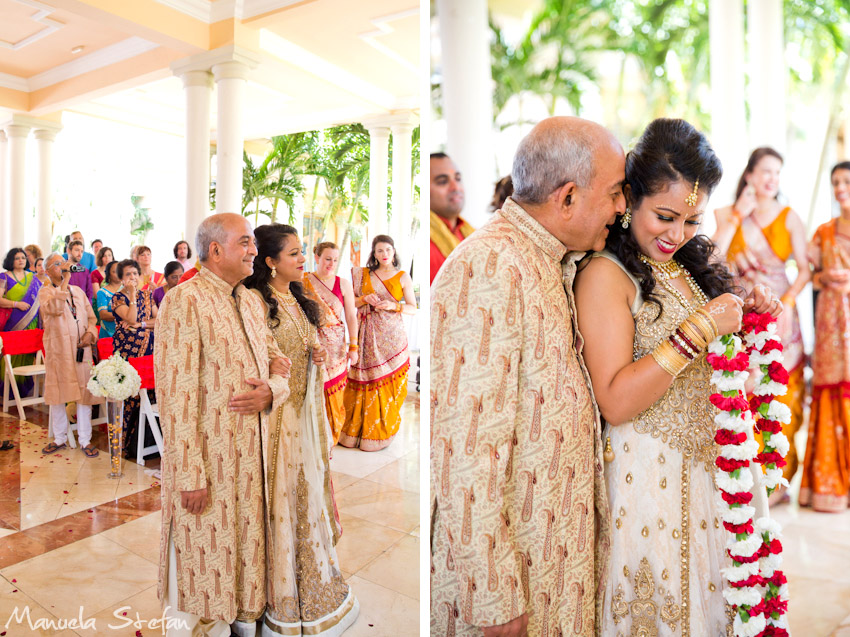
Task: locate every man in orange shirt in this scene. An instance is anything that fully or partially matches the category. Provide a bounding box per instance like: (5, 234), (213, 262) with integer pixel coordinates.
(430, 153), (474, 284)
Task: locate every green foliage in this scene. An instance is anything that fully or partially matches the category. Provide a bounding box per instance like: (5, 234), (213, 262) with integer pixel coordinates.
(129, 195), (154, 245)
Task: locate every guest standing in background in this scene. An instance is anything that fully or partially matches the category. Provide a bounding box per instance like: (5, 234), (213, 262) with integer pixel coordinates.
(111, 258), (156, 457)
(63, 230), (96, 272)
(90, 239), (103, 256)
(39, 253), (101, 459)
(153, 261), (184, 307)
(303, 241), (359, 446)
(136, 246), (164, 291)
(90, 246), (114, 296)
(24, 244), (42, 272)
(430, 152), (474, 284)
(173, 240), (194, 271)
(0, 248), (43, 393)
(711, 147), (810, 498)
(340, 235), (416, 451)
(801, 160), (850, 512)
(96, 261), (122, 339)
(65, 240), (94, 303)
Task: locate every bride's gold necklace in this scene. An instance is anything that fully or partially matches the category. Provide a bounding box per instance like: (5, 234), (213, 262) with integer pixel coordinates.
(268, 284), (309, 346)
(639, 255), (708, 310)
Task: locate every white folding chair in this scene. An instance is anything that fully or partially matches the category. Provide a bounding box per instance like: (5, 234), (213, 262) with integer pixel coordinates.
(3, 350), (47, 420)
(136, 388), (163, 465)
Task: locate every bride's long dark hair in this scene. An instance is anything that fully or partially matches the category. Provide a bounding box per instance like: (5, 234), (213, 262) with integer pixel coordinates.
(243, 224), (321, 329)
(605, 118), (735, 315)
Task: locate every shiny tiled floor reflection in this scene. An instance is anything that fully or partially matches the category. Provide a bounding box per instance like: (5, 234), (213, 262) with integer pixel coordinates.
(0, 394), (420, 636)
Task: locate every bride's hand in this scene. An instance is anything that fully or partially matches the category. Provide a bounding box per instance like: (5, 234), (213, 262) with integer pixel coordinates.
(743, 284), (783, 317)
(701, 293), (744, 336)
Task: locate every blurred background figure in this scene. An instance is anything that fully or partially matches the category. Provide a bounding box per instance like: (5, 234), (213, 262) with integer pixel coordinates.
(430, 152), (473, 284)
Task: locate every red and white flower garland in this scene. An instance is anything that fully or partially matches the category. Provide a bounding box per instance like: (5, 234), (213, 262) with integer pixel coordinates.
(708, 313), (790, 637)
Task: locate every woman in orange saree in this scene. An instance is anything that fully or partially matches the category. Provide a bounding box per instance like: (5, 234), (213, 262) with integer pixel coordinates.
(712, 147), (810, 497)
(801, 161), (850, 512)
(303, 242), (358, 446)
(339, 235), (417, 451)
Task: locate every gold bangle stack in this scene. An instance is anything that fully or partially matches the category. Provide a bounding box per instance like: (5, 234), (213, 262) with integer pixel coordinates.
(348, 343), (359, 351)
(652, 339), (690, 377)
(651, 309), (719, 378)
(692, 308), (719, 342)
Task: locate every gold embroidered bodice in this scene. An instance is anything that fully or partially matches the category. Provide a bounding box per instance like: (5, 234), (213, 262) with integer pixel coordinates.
(631, 287), (719, 472)
(269, 305), (317, 413)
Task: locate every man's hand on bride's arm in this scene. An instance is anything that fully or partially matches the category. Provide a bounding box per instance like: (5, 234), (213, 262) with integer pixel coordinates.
(482, 614), (529, 637)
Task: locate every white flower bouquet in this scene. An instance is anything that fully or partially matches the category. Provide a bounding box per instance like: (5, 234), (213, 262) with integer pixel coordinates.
(87, 355), (141, 402)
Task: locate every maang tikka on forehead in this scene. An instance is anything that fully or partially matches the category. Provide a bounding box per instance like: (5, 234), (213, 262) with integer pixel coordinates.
(685, 179), (700, 207)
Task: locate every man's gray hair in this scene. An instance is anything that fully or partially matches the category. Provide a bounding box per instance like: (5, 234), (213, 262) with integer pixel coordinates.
(45, 252), (63, 265)
(195, 216), (229, 262)
(511, 128), (595, 204)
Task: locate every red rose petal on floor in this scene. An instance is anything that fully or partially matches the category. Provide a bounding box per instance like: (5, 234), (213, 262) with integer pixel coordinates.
(11, 579), (15, 583)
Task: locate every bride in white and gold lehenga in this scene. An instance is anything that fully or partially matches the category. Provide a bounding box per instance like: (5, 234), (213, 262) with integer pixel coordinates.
(245, 223), (359, 637)
(575, 119), (779, 636)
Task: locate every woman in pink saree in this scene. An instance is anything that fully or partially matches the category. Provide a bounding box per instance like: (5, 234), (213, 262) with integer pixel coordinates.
(303, 242), (358, 446)
(340, 235), (417, 451)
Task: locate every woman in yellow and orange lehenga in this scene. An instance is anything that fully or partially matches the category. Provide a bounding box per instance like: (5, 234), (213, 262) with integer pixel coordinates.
(303, 241), (359, 446)
(339, 235), (416, 452)
(712, 147), (810, 496)
(801, 161), (850, 512)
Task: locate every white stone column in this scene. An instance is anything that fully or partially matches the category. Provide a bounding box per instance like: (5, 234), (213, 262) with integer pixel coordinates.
(366, 125), (390, 249)
(5, 124), (30, 250)
(0, 131), (7, 251)
(747, 0), (786, 151)
(709, 0), (747, 208)
(212, 60), (250, 216)
(180, 70), (213, 245)
(33, 127), (60, 252)
(390, 120), (415, 269)
(436, 0), (495, 228)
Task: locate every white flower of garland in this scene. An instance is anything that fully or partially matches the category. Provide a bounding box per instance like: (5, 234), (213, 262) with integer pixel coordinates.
(758, 553), (783, 579)
(714, 411), (753, 434)
(723, 586), (763, 608)
(769, 431), (791, 456)
(744, 322), (778, 349)
(733, 612), (766, 637)
(749, 349), (784, 365)
(752, 378), (788, 397)
(721, 562), (760, 582)
(763, 467), (789, 490)
(715, 468), (755, 494)
(711, 369), (750, 392)
(720, 439), (760, 461)
(721, 504), (756, 525)
(727, 533), (764, 558)
(753, 517), (783, 539)
(765, 400), (792, 424)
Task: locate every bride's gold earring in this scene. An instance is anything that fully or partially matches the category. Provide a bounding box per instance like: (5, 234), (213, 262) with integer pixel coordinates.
(621, 208), (632, 229)
(271, 266), (277, 279)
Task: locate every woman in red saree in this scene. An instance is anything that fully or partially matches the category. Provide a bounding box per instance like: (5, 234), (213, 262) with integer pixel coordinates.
(802, 161), (850, 512)
(303, 242), (358, 446)
(712, 147), (810, 498)
(340, 235), (416, 451)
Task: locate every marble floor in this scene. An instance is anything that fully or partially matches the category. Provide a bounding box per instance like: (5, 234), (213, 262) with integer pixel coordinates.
(0, 393), (420, 636)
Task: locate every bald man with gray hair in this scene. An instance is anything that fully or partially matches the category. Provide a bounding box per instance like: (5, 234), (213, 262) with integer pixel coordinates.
(430, 117), (626, 636)
(156, 213), (291, 637)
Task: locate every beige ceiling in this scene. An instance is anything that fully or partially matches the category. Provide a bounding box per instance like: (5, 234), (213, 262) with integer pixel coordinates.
(0, 0), (420, 137)
(0, 1), (130, 77)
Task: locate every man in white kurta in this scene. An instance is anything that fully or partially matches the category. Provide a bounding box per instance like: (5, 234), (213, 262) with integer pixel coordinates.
(40, 253), (102, 457)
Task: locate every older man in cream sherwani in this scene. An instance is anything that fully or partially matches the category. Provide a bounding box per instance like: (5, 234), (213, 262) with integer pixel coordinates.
(156, 213), (291, 637)
(430, 117), (626, 637)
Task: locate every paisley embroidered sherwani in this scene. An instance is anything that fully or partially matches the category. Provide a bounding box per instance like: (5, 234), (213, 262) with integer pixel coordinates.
(155, 267), (289, 624)
(430, 198), (611, 636)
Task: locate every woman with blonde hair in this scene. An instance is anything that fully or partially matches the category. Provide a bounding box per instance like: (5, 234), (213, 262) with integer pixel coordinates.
(340, 234), (416, 451)
(303, 241), (358, 445)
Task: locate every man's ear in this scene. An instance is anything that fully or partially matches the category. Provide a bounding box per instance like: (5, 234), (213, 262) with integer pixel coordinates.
(555, 181), (578, 215)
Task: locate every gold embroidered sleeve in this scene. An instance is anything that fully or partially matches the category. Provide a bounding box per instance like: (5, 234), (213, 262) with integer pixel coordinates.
(431, 243), (527, 627)
(154, 287), (207, 492)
